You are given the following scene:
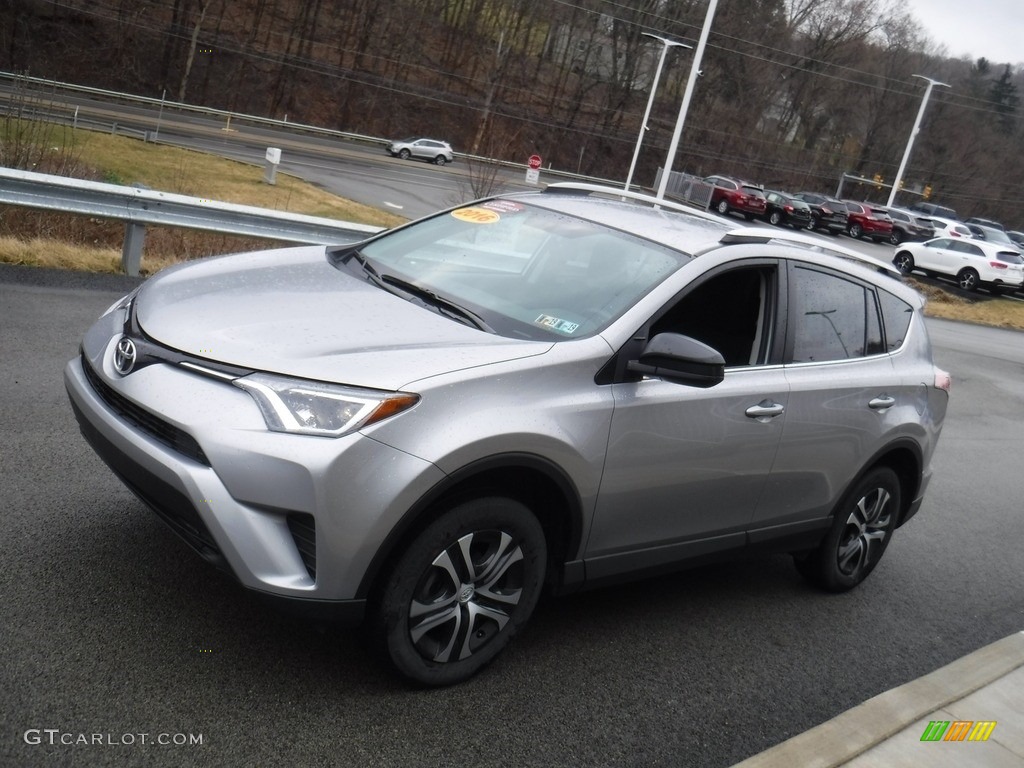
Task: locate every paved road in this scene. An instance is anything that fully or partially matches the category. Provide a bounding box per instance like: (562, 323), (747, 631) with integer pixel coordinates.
(1, 265), (1022, 768)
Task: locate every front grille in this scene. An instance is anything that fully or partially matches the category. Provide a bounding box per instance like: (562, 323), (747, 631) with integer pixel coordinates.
(81, 352), (210, 466)
(70, 398), (225, 568)
(287, 513), (317, 580)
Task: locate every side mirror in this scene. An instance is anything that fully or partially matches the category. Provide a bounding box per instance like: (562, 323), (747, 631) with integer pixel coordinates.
(627, 333), (725, 388)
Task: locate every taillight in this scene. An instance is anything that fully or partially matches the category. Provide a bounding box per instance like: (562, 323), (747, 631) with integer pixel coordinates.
(934, 367), (951, 393)
(784, 205), (794, 213)
(989, 262), (1007, 269)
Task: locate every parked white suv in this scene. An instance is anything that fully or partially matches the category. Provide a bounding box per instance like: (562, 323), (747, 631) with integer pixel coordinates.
(893, 237), (1024, 293)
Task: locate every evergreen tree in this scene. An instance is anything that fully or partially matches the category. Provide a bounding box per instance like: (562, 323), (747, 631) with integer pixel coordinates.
(988, 64), (1019, 135)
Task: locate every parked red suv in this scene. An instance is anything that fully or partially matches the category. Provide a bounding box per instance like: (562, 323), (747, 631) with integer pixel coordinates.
(843, 201), (894, 242)
(704, 175), (767, 220)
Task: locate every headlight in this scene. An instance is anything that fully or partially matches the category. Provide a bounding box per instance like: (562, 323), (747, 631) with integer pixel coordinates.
(233, 373), (419, 437)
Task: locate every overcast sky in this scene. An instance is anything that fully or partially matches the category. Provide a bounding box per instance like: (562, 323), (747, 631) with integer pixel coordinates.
(903, 0), (1024, 66)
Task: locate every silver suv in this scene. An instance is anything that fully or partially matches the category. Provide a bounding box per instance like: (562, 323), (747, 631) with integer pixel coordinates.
(65, 184), (949, 686)
(386, 137), (454, 165)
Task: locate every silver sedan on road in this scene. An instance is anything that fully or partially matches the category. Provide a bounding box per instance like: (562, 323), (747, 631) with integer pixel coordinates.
(66, 184), (949, 686)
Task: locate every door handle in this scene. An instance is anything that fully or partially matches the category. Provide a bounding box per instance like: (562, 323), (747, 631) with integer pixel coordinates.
(745, 400), (785, 422)
(869, 395), (896, 410)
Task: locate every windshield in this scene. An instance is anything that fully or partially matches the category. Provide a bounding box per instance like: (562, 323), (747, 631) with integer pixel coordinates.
(354, 199), (687, 341)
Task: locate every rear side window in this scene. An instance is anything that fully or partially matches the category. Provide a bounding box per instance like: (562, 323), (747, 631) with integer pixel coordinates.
(788, 266), (882, 362)
(877, 290), (913, 352)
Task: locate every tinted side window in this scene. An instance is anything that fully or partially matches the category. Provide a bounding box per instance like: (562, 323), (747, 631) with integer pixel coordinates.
(650, 266), (775, 367)
(878, 290), (913, 352)
(788, 267), (875, 362)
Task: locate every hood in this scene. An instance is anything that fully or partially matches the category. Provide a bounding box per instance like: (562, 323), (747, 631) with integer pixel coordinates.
(135, 246), (549, 390)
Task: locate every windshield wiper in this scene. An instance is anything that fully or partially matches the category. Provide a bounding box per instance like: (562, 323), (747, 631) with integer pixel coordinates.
(380, 274), (494, 333)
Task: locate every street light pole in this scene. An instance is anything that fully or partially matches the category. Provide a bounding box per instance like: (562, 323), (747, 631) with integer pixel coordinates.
(886, 75), (950, 208)
(656, 0), (720, 201)
(624, 33), (691, 192)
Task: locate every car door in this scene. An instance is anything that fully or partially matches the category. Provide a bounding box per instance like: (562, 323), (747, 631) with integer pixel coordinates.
(914, 238), (953, 274)
(749, 262), (903, 536)
(585, 261), (788, 581)
(947, 240), (985, 274)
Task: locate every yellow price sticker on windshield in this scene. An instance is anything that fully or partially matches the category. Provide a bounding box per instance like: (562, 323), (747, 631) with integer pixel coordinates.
(452, 207), (501, 224)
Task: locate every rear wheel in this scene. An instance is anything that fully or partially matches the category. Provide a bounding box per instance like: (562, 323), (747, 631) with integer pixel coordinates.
(769, 211), (783, 226)
(372, 497), (546, 687)
(794, 467), (900, 592)
(957, 268), (980, 292)
(434, 156), (447, 166)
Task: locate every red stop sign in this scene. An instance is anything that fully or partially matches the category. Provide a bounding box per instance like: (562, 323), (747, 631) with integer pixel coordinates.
(528, 154), (542, 170)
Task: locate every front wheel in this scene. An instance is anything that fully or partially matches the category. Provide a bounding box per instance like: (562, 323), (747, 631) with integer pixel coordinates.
(716, 199), (730, 215)
(398, 149), (411, 160)
(957, 268), (980, 291)
(892, 252), (914, 274)
(848, 223), (863, 239)
(889, 230), (904, 246)
(372, 497), (546, 687)
(794, 467), (901, 592)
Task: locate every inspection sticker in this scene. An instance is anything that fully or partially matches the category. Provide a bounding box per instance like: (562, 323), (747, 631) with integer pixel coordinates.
(535, 314), (579, 335)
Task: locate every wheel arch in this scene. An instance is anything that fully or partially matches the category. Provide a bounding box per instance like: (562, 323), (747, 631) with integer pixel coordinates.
(851, 439), (923, 528)
(356, 453), (584, 600)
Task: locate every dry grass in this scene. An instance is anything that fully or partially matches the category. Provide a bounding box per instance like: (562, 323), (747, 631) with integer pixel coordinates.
(0, 124), (405, 275)
(906, 279), (1024, 330)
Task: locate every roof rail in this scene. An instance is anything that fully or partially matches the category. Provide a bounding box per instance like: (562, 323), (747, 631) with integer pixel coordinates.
(720, 226), (901, 277)
(543, 182), (724, 224)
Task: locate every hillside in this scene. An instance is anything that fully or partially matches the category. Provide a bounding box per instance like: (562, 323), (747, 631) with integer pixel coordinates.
(3, 0), (1024, 225)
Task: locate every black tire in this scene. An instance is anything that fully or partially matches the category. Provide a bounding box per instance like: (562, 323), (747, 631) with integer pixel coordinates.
(794, 467), (901, 592)
(889, 230), (904, 246)
(372, 497), (546, 687)
(768, 211), (783, 226)
(849, 223), (863, 239)
(398, 149), (411, 160)
(434, 156), (447, 166)
(716, 199), (730, 215)
(810, 213), (821, 231)
(957, 268), (980, 291)
(892, 252), (914, 274)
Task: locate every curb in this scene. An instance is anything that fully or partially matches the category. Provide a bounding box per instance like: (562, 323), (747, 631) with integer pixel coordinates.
(732, 631), (1024, 768)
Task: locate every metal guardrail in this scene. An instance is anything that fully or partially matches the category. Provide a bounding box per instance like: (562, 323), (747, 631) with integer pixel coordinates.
(0, 70), (626, 184)
(0, 167), (384, 276)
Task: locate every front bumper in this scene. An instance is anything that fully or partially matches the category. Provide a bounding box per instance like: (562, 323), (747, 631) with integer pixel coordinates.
(65, 343), (444, 620)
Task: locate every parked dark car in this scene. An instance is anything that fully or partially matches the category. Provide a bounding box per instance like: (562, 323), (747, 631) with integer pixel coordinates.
(964, 217), (1005, 231)
(966, 223), (1019, 248)
(883, 207), (936, 246)
(792, 192), (848, 235)
(704, 175), (768, 220)
(1007, 231), (1024, 249)
(762, 190), (813, 229)
(843, 201), (893, 242)
(909, 202), (958, 220)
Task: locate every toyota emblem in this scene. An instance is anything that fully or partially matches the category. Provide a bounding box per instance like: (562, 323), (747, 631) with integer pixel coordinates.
(113, 336), (137, 375)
